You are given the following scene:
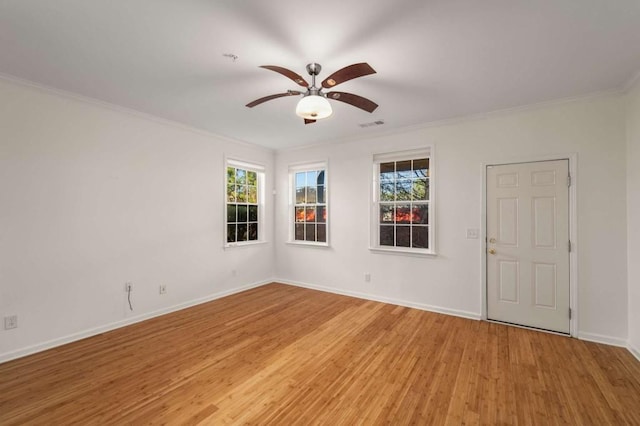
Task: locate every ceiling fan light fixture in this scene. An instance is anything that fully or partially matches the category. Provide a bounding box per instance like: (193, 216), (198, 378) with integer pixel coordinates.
(295, 95), (333, 120)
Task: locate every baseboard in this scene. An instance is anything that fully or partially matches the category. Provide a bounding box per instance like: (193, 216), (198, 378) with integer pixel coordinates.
(577, 332), (628, 348)
(276, 278), (481, 321)
(628, 342), (640, 362)
(0, 279), (272, 364)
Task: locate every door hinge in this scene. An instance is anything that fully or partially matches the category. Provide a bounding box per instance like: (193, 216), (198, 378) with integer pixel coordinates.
(569, 308), (572, 319)
(567, 174), (572, 187)
(568, 240), (572, 252)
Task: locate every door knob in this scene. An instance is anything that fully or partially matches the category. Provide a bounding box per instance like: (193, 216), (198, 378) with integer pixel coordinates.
(488, 249), (496, 255)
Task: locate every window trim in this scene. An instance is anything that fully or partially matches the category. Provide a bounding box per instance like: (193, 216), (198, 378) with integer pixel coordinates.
(288, 160), (330, 247)
(369, 146), (436, 256)
(224, 157), (266, 248)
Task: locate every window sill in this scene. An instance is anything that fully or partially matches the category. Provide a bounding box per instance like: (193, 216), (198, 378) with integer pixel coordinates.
(286, 241), (330, 249)
(368, 247), (437, 257)
(224, 240), (269, 249)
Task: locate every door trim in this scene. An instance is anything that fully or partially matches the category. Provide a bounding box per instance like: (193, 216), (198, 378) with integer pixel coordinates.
(481, 153), (578, 337)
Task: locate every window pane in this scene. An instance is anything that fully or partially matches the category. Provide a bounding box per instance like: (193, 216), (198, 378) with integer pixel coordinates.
(412, 226), (429, 249)
(305, 206), (316, 222)
(237, 224), (248, 241)
(412, 204), (429, 224)
(380, 181), (395, 201)
(295, 224), (305, 240)
(317, 170), (325, 186)
(227, 167), (236, 184)
(380, 205), (394, 223)
(296, 188), (305, 204)
(412, 179), (428, 200)
(227, 205), (236, 223)
(237, 205), (248, 222)
(306, 171), (317, 187)
(247, 171), (257, 186)
(248, 186), (257, 204)
(305, 223), (316, 241)
(236, 169), (246, 185)
(295, 207), (305, 222)
(248, 205), (258, 222)
(396, 225), (411, 247)
(317, 224), (326, 242)
(248, 223), (258, 241)
(413, 158), (429, 178)
(316, 206), (326, 223)
(296, 172), (306, 188)
(236, 185), (247, 202)
(380, 225), (394, 246)
(396, 160), (412, 179)
(396, 204), (411, 224)
(380, 162), (395, 181)
(306, 186), (317, 203)
(227, 185), (236, 202)
(317, 185), (325, 203)
(227, 224), (236, 242)
(396, 180), (412, 201)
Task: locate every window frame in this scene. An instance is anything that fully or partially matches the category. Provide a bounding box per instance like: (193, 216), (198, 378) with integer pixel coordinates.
(370, 147), (436, 256)
(288, 161), (330, 247)
(224, 157), (266, 248)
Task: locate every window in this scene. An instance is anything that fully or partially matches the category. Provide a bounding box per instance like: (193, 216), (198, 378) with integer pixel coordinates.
(225, 159), (264, 246)
(290, 162), (328, 245)
(372, 149), (433, 254)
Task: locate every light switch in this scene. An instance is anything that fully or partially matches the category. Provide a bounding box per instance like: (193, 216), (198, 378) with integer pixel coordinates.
(466, 228), (479, 239)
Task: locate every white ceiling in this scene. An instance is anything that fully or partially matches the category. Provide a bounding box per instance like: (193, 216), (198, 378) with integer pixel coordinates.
(1, 0), (639, 150)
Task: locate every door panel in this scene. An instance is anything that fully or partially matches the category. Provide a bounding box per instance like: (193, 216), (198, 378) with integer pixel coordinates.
(487, 160), (570, 333)
(532, 197), (556, 248)
(498, 260), (519, 303)
(533, 262), (556, 308)
(498, 197), (518, 245)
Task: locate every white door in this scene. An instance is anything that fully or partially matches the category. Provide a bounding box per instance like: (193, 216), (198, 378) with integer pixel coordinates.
(486, 160), (570, 333)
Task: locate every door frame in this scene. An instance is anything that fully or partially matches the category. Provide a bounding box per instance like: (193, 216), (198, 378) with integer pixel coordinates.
(481, 153), (578, 337)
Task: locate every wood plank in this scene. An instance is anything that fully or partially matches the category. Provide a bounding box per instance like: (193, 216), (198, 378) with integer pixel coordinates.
(1, 283), (639, 425)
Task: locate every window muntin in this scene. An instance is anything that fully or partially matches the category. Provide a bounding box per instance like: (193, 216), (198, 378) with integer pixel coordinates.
(291, 166), (328, 244)
(372, 149), (433, 254)
(226, 162), (262, 245)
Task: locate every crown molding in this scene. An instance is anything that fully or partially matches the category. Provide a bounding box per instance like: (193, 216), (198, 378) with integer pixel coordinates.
(278, 89), (623, 153)
(0, 72), (274, 154)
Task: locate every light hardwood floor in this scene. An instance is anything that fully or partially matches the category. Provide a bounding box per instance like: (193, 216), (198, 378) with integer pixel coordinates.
(1, 283), (639, 425)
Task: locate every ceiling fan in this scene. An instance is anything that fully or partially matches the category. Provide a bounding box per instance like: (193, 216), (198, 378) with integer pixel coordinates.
(246, 62), (378, 124)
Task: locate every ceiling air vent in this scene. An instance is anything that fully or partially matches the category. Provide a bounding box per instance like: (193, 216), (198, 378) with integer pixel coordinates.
(358, 120), (385, 128)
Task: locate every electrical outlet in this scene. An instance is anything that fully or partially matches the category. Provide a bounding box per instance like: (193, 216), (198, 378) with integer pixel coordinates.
(466, 228), (480, 239)
(364, 273), (371, 282)
(125, 282), (133, 292)
(4, 315), (17, 330)
(159, 284), (167, 295)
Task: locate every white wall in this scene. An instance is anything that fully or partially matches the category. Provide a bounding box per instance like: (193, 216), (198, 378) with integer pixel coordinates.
(627, 79), (640, 358)
(1, 75), (633, 362)
(275, 96), (629, 343)
(0, 78), (275, 361)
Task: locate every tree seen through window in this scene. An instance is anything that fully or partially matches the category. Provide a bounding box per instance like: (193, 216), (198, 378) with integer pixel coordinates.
(379, 158), (430, 249)
(294, 169), (327, 243)
(227, 166), (259, 243)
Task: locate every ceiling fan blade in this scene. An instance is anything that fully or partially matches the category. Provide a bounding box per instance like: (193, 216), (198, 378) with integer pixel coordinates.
(326, 91), (378, 113)
(304, 119), (316, 125)
(321, 63), (376, 88)
(246, 91), (301, 108)
(260, 65), (309, 87)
